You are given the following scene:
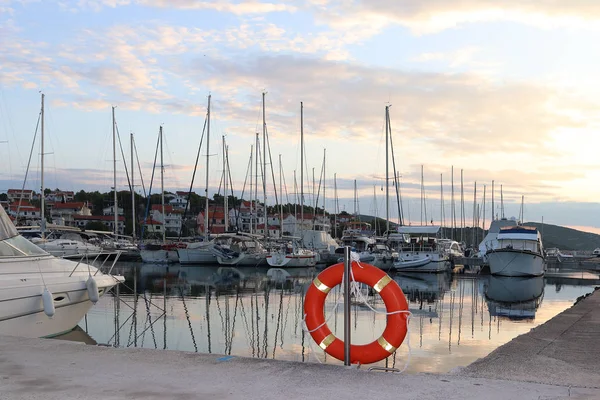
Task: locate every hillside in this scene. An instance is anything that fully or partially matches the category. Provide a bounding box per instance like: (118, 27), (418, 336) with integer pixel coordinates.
(353, 216), (600, 251)
(524, 222), (600, 251)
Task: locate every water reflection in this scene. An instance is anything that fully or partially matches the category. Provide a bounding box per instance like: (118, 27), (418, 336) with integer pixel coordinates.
(484, 276), (544, 321)
(77, 263), (597, 374)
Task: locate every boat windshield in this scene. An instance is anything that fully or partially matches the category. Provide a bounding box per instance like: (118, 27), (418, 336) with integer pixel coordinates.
(0, 207), (48, 256)
(0, 235), (48, 256)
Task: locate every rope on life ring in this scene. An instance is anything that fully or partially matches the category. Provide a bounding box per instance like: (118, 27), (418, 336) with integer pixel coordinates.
(304, 261), (409, 365)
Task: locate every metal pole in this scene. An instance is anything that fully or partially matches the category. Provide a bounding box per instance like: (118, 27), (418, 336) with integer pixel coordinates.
(343, 245), (351, 366)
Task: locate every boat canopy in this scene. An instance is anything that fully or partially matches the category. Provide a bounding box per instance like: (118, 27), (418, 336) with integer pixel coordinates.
(497, 226), (539, 241)
(396, 225), (440, 235)
(0, 206), (18, 241)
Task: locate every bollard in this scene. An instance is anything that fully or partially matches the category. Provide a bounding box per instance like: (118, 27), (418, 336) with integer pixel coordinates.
(344, 246), (351, 366)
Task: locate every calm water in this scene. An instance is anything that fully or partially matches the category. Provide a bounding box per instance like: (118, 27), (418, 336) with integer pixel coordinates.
(76, 263), (597, 373)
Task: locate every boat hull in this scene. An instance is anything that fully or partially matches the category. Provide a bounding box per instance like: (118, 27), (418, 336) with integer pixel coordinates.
(177, 248), (217, 265)
(266, 254), (316, 268)
(140, 249), (179, 264)
(486, 249), (545, 277)
(394, 252), (449, 272)
(0, 275), (120, 338)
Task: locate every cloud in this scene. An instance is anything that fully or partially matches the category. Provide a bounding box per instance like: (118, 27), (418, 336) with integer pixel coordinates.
(307, 1), (600, 36)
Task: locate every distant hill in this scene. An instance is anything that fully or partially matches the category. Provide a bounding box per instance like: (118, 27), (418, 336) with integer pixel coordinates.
(352, 216), (600, 251)
(524, 222), (600, 251)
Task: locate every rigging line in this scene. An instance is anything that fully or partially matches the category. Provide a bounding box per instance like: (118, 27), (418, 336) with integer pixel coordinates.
(16, 111), (41, 220)
(178, 114), (207, 240)
(236, 147), (252, 230)
(265, 125), (279, 215)
(281, 162), (290, 205)
(388, 113), (403, 226)
(132, 136), (147, 197)
(225, 144), (239, 230)
(114, 121), (131, 192)
(140, 128), (161, 239)
(311, 153), (325, 230)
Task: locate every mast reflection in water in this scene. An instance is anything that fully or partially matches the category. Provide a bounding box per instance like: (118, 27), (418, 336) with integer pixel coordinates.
(79, 263), (597, 374)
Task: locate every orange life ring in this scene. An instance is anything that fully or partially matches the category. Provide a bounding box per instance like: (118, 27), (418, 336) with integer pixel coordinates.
(304, 261), (409, 364)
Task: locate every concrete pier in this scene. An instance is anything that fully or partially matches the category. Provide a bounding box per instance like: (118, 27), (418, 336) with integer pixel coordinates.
(0, 291), (599, 399)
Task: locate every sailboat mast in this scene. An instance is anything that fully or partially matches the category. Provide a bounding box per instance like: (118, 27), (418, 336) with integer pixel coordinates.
(249, 144), (253, 234)
(160, 126), (165, 244)
(420, 165), (424, 225)
(440, 173), (444, 231)
(334, 172), (338, 238)
(300, 102), (304, 232)
(293, 169), (297, 234)
(460, 169), (464, 243)
(472, 182), (477, 247)
(255, 132), (259, 234)
(373, 185), (378, 234)
(501, 184), (505, 219)
(279, 154), (283, 238)
(112, 106), (118, 237)
(131, 133), (136, 241)
(482, 185), (487, 235)
(40, 93), (45, 239)
(204, 95), (211, 242)
(223, 135), (228, 232)
(491, 180), (495, 221)
(451, 165), (455, 239)
(323, 149), (326, 221)
(385, 105), (390, 233)
(262, 92), (268, 240)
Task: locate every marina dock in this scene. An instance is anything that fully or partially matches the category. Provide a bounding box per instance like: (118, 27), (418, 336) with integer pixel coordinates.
(1, 290), (599, 399)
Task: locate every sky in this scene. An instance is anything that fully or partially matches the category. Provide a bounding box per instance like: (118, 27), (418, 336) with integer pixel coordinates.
(1, 0), (600, 233)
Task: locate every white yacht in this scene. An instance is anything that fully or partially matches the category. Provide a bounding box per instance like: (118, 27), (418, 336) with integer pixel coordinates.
(339, 221), (376, 263)
(266, 240), (317, 268)
(0, 207), (124, 338)
(486, 225), (545, 277)
(392, 226), (450, 272)
(213, 234), (269, 266)
(296, 223), (339, 264)
(478, 218), (518, 260)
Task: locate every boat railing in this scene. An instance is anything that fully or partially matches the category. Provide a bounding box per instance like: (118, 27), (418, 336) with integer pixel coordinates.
(69, 249), (123, 277)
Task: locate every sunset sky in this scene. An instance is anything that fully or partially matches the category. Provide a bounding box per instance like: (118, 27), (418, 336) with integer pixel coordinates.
(1, 1), (600, 232)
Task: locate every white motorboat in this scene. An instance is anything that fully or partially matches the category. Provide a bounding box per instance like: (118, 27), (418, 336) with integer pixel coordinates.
(486, 226), (545, 277)
(0, 207), (124, 338)
(392, 226), (450, 273)
(478, 218), (518, 260)
(266, 244), (317, 268)
(31, 237), (103, 259)
(213, 234), (268, 266)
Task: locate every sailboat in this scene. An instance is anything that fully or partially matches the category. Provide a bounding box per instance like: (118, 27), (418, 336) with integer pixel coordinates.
(0, 94), (124, 338)
(291, 102), (337, 264)
(22, 96), (103, 258)
(177, 95), (220, 265)
(390, 121), (449, 272)
(267, 99), (317, 268)
(140, 126), (179, 263)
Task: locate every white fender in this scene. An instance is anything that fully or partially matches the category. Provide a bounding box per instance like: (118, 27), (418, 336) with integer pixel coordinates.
(42, 288), (55, 318)
(86, 276), (99, 304)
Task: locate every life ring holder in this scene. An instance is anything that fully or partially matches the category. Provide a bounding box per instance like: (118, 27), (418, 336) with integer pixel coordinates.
(304, 261), (410, 365)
